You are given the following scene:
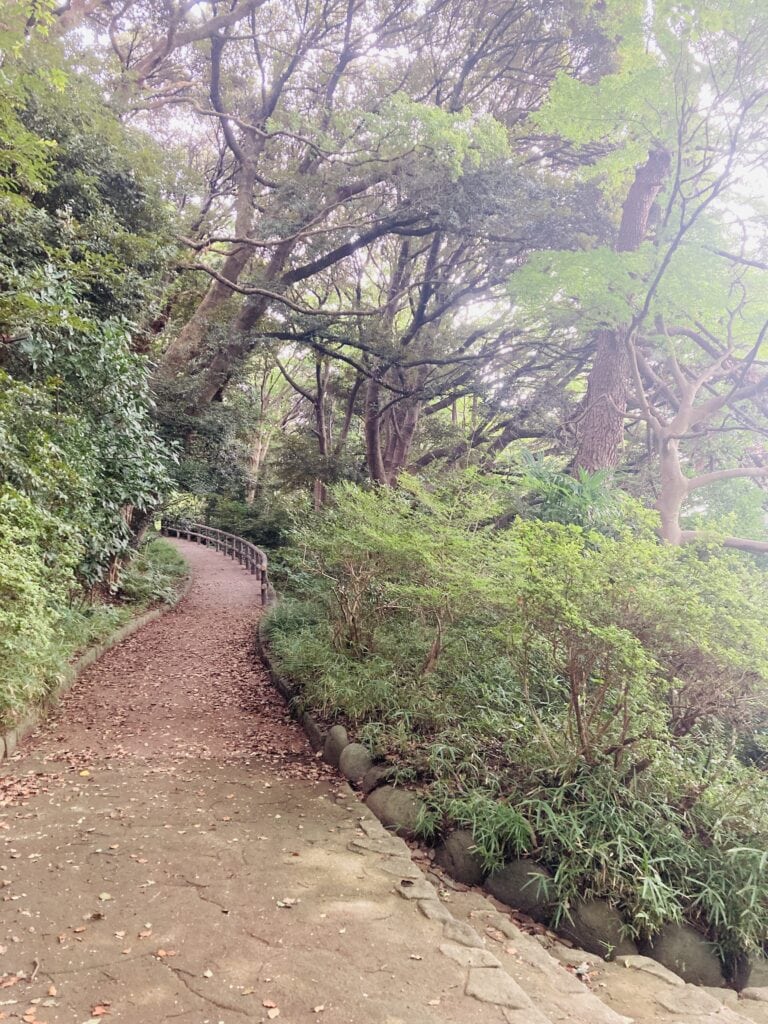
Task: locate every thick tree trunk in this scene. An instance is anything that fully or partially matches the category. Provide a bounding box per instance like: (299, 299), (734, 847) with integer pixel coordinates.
(160, 162), (258, 379)
(573, 148), (670, 472)
(383, 401), (422, 484)
(573, 328), (629, 472)
(364, 377), (388, 485)
(244, 432), (271, 504)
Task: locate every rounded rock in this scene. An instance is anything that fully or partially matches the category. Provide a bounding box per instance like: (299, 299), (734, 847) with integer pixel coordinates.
(485, 859), (552, 922)
(361, 764), (393, 795)
(301, 712), (325, 753)
(559, 899), (638, 960)
(434, 830), (487, 887)
(322, 724), (349, 767)
(339, 742), (373, 782)
(365, 785), (424, 839)
(642, 923), (724, 986)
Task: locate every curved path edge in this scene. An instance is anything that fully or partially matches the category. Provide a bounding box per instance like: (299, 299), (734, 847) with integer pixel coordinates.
(0, 563), (193, 760)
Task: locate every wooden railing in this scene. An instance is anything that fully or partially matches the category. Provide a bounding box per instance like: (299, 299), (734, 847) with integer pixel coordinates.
(160, 518), (271, 605)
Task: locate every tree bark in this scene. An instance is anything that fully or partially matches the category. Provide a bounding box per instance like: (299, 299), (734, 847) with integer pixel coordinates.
(364, 377), (388, 485)
(573, 148), (670, 472)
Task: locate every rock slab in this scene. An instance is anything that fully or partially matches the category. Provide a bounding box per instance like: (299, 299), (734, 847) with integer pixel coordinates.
(366, 784), (424, 839)
(322, 723), (349, 767)
(339, 742), (373, 781)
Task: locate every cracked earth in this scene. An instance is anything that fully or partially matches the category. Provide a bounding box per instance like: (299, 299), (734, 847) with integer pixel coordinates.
(0, 539), (525, 1024)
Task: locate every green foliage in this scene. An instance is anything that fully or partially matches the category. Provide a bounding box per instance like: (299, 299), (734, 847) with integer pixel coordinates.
(0, 484), (80, 719)
(201, 494), (293, 550)
(119, 537), (188, 605)
(0, 520), (186, 726)
(0, 24), (179, 724)
(0, 34), (175, 585)
(265, 477), (768, 960)
(365, 94), (510, 180)
(519, 457), (627, 531)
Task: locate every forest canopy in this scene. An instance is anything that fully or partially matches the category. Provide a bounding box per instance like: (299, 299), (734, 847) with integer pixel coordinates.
(2, 0), (768, 978)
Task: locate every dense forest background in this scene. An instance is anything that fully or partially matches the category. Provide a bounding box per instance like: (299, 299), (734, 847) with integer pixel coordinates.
(2, 0), (768, 979)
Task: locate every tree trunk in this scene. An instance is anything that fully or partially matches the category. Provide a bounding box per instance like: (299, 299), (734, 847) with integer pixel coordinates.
(313, 361), (331, 509)
(364, 377), (388, 485)
(573, 328), (629, 472)
(383, 400), (422, 484)
(657, 437), (687, 544)
(573, 148), (670, 472)
(160, 160), (258, 379)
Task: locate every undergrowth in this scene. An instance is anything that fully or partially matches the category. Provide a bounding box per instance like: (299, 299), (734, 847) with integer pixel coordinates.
(0, 534), (187, 727)
(263, 474), (768, 967)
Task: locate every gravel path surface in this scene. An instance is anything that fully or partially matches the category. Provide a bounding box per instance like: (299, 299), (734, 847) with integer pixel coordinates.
(0, 540), (524, 1024)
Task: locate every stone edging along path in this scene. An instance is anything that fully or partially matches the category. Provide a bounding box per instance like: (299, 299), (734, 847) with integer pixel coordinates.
(255, 611), (768, 998)
(255, 613), (638, 1024)
(0, 571), (193, 761)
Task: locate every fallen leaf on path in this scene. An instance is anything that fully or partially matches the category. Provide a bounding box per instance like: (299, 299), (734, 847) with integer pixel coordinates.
(262, 1000), (277, 1008)
(90, 1005), (110, 1016)
(485, 926), (505, 943)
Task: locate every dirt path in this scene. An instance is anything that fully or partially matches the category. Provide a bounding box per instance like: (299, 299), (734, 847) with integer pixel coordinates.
(8, 540), (760, 1024)
(1, 540), (550, 1024)
(24, 540), (312, 768)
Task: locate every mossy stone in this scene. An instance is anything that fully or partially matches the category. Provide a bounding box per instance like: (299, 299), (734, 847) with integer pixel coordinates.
(434, 830), (487, 886)
(365, 785), (424, 839)
(484, 859), (552, 922)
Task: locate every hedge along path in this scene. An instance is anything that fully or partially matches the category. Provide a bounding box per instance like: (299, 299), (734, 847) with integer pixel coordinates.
(1, 538), (569, 1024)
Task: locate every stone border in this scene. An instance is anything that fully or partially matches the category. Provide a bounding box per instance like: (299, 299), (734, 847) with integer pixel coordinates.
(256, 612), (325, 752)
(258, 623), (638, 1022)
(0, 572), (193, 760)
(256, 607), (768, 994)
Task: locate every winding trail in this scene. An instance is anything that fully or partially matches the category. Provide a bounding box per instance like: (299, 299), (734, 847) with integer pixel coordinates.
(0, 540), (518, 1024)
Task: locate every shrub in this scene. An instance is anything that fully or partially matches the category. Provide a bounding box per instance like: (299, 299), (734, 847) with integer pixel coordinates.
(264, 475), (768, 961)
(118, 536), (188, 605)
(0, 521), (186, 726)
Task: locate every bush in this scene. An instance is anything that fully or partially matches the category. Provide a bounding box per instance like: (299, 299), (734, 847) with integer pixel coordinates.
(0, 485), (81, 719)
(264, 475), (768, 962)
(118, 536), (188, 605)
(0, 527), (187, 727)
